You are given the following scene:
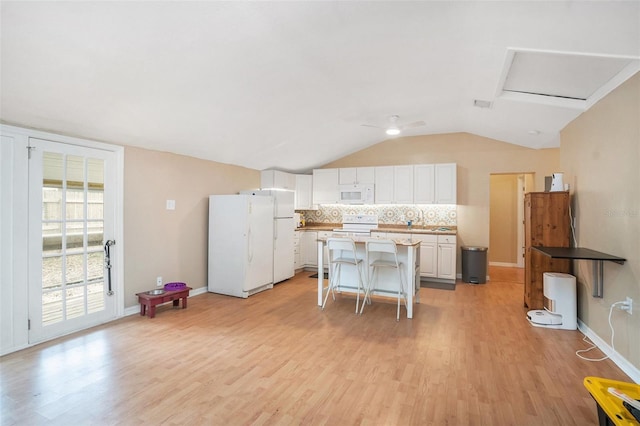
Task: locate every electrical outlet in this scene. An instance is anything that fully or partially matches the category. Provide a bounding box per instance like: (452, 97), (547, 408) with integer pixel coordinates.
(156, 276), (163, 287)
(625, 297), (633, 315)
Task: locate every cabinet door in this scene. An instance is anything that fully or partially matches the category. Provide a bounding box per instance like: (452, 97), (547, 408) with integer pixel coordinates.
(412, 234), (437, 277)
(340, 167), (375, 184)
(338, 168), (357, 185)
(295, 174), (313, 210)
(414, 164), (435, 204)
(300, 231), (318, 267)
(317, 231), (333, 269)
(312, 169), (339, 205)
(261, 170), (295, 190)
(435, 163), (457, 204)
(374, 166), (394, 204)
(293, 231), (301, 269)
(386, 232), (407, 240)
(356, 167), (375, 184)
(437, 244), (456, 279)
(394, 165), (414, 204)
(420, 242), (438, 277)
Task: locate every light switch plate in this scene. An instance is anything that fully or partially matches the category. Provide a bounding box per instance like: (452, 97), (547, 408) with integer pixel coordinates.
(166, 200), (176, 210)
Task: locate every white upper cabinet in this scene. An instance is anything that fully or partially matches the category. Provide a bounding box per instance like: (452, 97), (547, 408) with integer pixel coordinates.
(339, 167), (375, 185)
(295, 174), (314, 210)
(374, 166), (413, 204)
(374, 166), (394, 204)
(435, 163), (457, 204)
(313, 162), (456, 205)
(414, 163), (456, 204)
(393, 165), (414, 204)
(414, 164), (435, 204)
(261, 169), (296, 190)
(312, 168), (339, 205)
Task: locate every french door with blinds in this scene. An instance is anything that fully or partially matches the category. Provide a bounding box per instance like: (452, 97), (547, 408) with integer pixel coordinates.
(28, 138), (118, 343)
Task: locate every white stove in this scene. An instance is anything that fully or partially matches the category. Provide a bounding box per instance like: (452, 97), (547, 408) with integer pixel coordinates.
(332, 214), (379, 236)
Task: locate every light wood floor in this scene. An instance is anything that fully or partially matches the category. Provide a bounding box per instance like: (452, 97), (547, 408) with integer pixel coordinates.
(1, 267), (631, 425)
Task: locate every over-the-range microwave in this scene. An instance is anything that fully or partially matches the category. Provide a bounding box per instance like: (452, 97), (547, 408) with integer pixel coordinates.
(338, 184), (374, 204)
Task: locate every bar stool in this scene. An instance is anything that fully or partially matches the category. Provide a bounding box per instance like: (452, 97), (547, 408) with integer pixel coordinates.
(360, 239), (407, 321)
(322, 237), (365, 314)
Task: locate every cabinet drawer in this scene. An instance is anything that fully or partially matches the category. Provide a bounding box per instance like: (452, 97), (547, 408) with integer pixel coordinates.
(317, 231), (333, 239)
(386, 232), (407, 240)
(437, 235), (456, 244)
(411, 234), (437, 243)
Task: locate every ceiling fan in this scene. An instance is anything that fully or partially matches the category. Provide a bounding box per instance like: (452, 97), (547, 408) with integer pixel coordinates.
(361, 115), (426, 136)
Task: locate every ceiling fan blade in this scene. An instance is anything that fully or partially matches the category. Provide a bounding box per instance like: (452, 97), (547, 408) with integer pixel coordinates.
(398, 120), (426, 130)
(361, 124), (385, 129)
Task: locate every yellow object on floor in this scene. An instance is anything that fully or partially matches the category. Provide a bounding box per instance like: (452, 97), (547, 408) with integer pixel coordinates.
(584, 376), (640, 425)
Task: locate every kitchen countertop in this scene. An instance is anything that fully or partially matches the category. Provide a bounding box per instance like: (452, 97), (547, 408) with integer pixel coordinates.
(296, 223), (457, 235)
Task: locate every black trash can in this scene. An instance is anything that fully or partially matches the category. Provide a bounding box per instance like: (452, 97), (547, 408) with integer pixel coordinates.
(461, 246), (488, 284)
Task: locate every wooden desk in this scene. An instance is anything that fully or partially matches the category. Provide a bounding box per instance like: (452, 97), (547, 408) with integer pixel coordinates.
(532, 247), (625, 298)
(136, 287), (192, 318)
(317, 237), (420, 318)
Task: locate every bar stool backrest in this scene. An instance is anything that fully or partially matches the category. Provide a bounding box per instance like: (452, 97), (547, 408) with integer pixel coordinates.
(366, 239), (400, 268)
(366, 239), (397, 255)
(327, 237), (358, 263)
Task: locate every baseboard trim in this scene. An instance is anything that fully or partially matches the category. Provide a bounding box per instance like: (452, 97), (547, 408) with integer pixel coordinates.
(578, 319), (640, 383)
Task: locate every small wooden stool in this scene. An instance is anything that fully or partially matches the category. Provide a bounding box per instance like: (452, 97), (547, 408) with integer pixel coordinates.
(136, 287), (192, 318)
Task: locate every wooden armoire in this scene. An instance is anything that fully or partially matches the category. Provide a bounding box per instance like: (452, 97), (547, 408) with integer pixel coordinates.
(524, 191), (571, 309)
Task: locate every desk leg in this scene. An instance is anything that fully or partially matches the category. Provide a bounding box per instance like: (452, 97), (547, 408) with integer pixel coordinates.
(317, 240), (324, 307)
(593, 260), (604, 298)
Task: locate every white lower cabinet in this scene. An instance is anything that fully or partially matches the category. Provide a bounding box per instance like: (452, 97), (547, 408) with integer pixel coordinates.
(300, 231), (318, 267)
(308, 230), (456, 280)
(437, 235), (457, 280)
(411, 234), (437, 278)
(294, 231), (301, 270)
(317, 231), (333, 269)
(371, 231), (406, 240)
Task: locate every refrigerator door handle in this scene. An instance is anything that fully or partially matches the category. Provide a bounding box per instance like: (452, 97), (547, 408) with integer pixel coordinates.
(274, 220), (278, 240)
(248, 227), (253, 262)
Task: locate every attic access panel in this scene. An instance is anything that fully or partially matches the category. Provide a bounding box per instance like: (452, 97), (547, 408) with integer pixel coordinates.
(499, 49), (638, 105)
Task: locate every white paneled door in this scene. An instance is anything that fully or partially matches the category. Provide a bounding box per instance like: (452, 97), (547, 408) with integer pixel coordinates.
(28, 138), (117, 343)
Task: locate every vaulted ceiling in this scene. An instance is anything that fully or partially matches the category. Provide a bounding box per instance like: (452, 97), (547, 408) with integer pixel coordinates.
(1, 1), (639, 172)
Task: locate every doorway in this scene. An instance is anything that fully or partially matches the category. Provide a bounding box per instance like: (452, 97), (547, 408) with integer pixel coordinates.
(489, 173), (534, 268)
(28, 137), (119, 343)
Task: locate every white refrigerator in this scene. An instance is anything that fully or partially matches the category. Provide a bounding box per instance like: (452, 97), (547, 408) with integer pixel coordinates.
(241, 189), (295, 284)
(208, 194), (275, 298)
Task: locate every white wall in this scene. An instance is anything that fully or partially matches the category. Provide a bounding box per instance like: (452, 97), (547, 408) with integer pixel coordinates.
(1, 129), (30, 354)
(561, 72), (640, 379)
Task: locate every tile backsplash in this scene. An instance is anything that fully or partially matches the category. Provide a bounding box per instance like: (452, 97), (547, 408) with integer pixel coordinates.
(298, 204), (456, 227)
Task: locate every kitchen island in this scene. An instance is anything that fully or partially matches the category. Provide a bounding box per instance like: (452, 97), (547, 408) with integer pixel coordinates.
(316, 236), (420, 318)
